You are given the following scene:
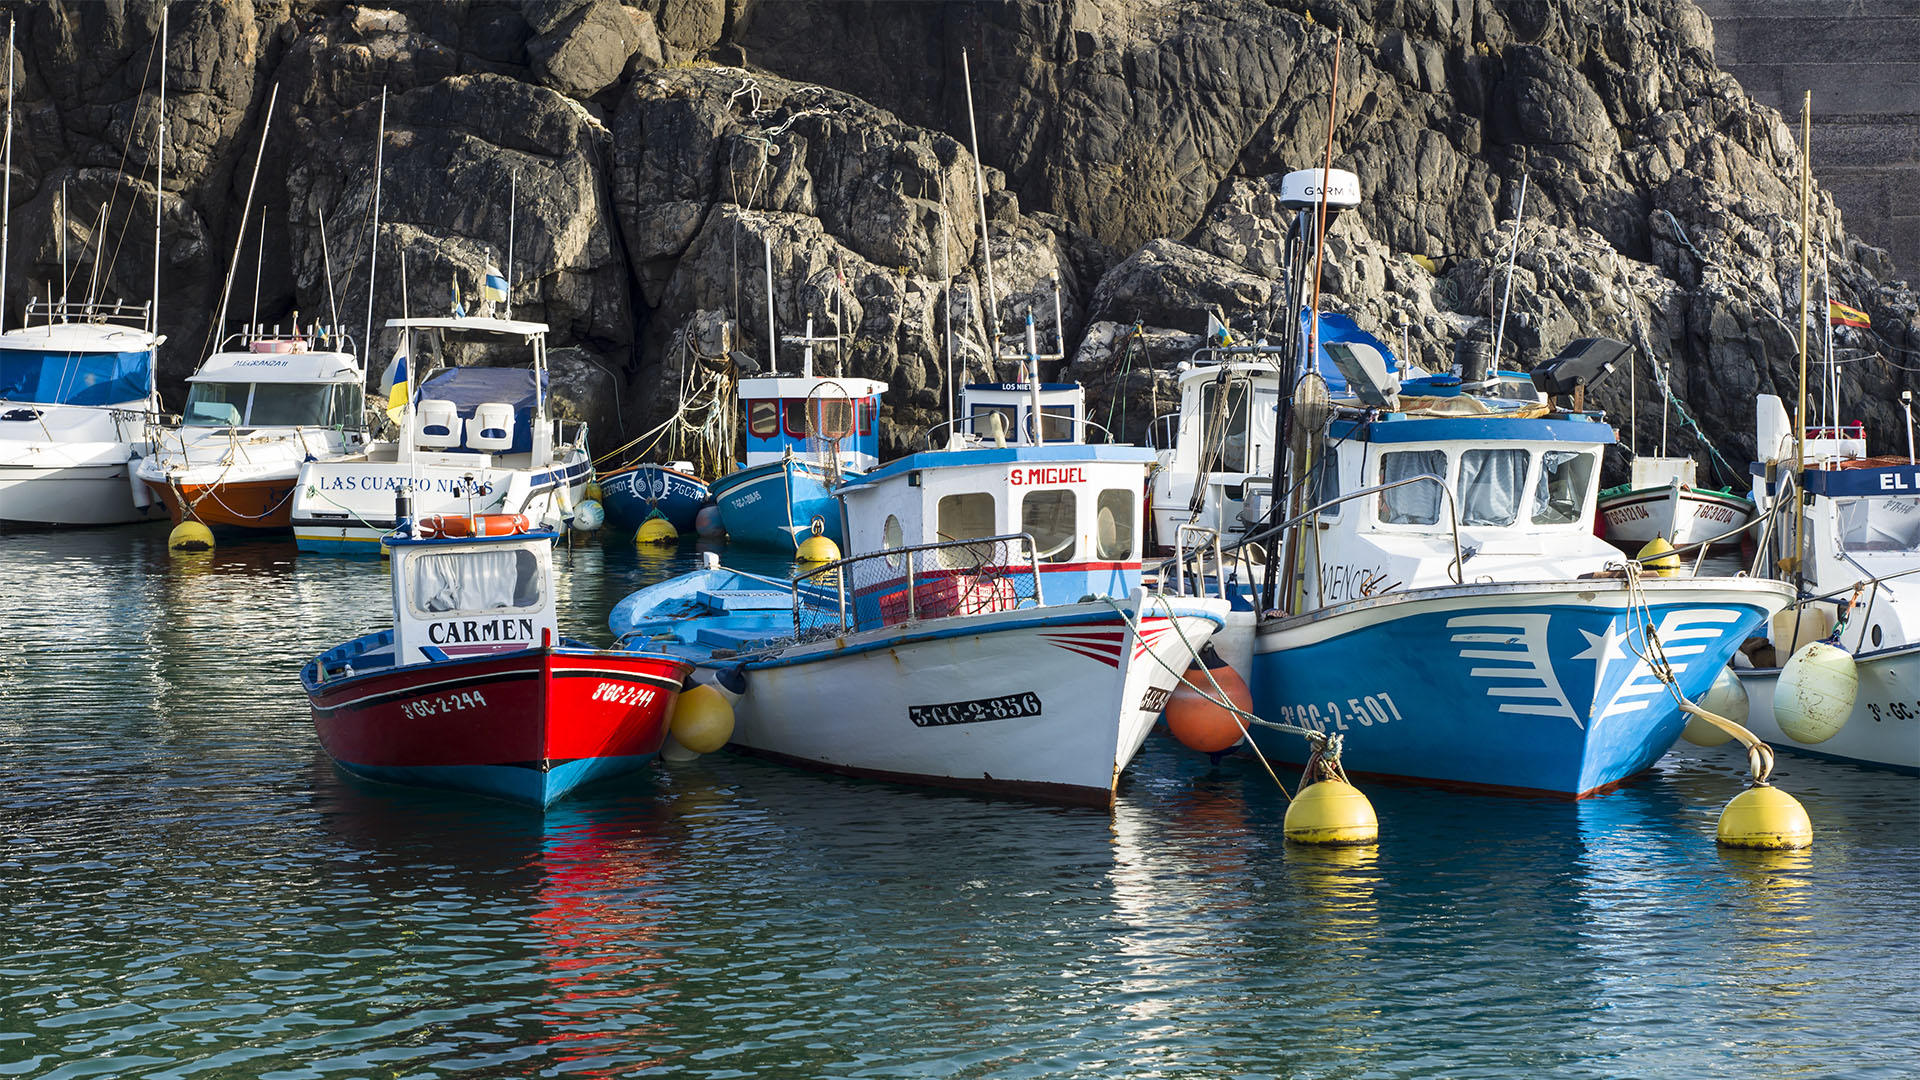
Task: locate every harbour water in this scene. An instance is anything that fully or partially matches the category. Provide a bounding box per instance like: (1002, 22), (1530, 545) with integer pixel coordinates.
(1, 527), (1915, 1079)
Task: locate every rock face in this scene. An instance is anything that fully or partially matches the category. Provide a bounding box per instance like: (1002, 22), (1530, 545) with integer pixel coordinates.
(6, 0), (1915, 470)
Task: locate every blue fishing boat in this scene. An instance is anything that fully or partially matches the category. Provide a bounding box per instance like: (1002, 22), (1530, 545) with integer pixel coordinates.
(599, 461), (710, 533)
(1176, 167), (1795, 797)
(713, 374), (885, 550)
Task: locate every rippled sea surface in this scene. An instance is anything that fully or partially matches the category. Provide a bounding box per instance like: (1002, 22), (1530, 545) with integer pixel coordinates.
(2, 527), (1915, 1079)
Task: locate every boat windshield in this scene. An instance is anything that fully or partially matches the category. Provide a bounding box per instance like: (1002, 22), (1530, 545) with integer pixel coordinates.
(1837, 495), (1920, 555)
(1531, 450), (1595, 525)
(184, 381), (344, 427)
(0, 348), (152, 406)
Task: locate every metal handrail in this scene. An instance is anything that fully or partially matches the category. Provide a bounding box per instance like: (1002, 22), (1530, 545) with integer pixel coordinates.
(1240, 474), (1465, 586)
(1170, 522), (1228, 600)
(925, 409), (1121, 447)
(23, 297), (151, 328)
(1147, 412), (1181, 451)
(791, 531), (1043, 635)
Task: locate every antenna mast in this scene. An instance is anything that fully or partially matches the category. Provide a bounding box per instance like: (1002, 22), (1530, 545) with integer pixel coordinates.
(361, 87), (387, 378)
(213, 82), (277, 348)
(151, 6), (166, 338)
(2, 16), (15, 334)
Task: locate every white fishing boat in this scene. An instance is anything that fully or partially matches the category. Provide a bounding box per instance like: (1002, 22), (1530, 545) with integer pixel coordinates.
(1735, 394), (1919, 772)
(137, 324), (365, 530)
(288, 314), (591, 553)
(0, 301), (167, 526)
(612, 415), (1230, 805)
(1597, 456), (1754, 554)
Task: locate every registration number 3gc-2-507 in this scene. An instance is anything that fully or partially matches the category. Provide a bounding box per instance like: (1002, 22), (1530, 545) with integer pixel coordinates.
(1274, 691), (1403, 733)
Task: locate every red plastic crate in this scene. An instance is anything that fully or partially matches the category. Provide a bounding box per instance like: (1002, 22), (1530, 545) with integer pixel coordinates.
(876, 573), (1019, 624)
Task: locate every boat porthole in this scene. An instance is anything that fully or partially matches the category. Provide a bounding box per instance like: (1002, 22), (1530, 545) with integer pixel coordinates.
(1872, 624), (1883, 647)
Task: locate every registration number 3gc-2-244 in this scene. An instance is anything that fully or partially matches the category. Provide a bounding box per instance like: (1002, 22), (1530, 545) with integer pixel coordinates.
(1274, 691), (1403, 733)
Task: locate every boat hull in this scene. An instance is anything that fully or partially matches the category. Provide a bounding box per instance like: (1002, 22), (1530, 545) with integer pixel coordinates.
(0, 460), (161, 526)
(720, 599), (1226, 806)
(1598, 486), (1752, 552)
(1737, 645), (1920, 772)
(712, 458), (842, 551)
(290, 453), (592, 553)
(1249, 579), (1792, 797)
(150, 474), (298, 531)
(601, 464), (710, 532)
(303, 647), (692, 806)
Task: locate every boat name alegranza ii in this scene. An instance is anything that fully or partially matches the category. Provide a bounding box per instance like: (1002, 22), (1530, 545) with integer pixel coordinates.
(1736, 394), (1920, 772)
(289, 314), (591, 553)
(139, 324), (365, 531)
(301, 509), (693, 806)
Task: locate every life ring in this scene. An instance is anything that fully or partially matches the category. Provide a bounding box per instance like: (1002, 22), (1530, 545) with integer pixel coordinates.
(415, 513), (531, 538)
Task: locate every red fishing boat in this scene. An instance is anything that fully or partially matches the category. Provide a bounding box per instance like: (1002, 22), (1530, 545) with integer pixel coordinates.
(301, 513), (692, 806)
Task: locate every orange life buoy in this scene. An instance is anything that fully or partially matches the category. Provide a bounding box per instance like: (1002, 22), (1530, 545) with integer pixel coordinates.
(415, 513), (531, 539)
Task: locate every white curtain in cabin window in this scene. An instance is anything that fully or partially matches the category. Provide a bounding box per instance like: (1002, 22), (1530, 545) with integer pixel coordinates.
(1460, 449), (1527, 526)
(1531, 450), (1594, 525)
(1379, 450), (1445, 525)
(413, 550), (541, 613)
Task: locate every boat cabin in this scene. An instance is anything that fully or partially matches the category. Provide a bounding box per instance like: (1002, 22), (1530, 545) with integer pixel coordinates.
(0, 301), (160, 415)
(1290, 409), (1617, 605)
(182, 330), (362, 433)
(385, 531), (560, 666)
(836, 444), (1154, 605)
(934, 382), (1090, 448)
(738, 375), (885, 472)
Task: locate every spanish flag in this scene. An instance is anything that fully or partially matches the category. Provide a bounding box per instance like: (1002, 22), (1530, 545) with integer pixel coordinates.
(1830, 300), (1871, 328)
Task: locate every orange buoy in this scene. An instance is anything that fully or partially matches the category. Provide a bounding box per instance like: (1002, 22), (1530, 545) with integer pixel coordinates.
(1164, 644), (1252, 754)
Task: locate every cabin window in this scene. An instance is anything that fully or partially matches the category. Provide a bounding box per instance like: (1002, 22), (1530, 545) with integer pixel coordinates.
(1199, 379), (1253, 473)
(1022, 489), (1077, 562)
(1308, 444), (1342, 520)
(1836, 496), (1920, 553)
(1378, 450), (1446, 525)
(1459, 449), (1527, 526)
(331, 383), (364, 432)
(747, 399), (778, 438)
(857, 399), (875, 436)
(183, 381), (247, 426)
(935, 492), (997, 568)
(410, 549), (544, 614)
(802, 396), (857, 441)
(248, 383), (336, 427)
(1040, 405), (1077, 443)
(1096, 488), (1134, 560)
(1531, 450), (1595, 525)
(782, 398), (810, 439)
(971, 404), (1017, 443)
(883, 514), (905, 568)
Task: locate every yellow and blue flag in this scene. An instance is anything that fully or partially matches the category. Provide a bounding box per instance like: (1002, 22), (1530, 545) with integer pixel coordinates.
(483, 263), (508, 306)
(378, 336), (409, 422)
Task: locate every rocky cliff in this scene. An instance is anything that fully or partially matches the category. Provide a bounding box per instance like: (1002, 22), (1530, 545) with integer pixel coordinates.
(7, 0), (1915, 470)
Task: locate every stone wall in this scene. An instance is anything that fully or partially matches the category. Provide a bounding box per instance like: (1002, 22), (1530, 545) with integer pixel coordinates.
(1697, 0), (1920, 282)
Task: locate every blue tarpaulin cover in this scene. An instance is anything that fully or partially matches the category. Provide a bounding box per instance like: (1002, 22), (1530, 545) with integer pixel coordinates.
(417, 367), (545, 454)
(1297, 311), (1397, 395)
(0, 349), (153, 406)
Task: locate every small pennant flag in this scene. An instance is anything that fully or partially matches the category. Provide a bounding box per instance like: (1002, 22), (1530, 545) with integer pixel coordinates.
(1829, 300), (1871, 328)
(451, 280), (466, 319)
(483, 263), (508, 305)
(1206, 312), (1232, 347)
(378, 336), (410, 422)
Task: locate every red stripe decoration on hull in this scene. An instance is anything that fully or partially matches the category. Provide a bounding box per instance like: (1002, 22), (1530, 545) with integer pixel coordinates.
(1037, 625), (1127, 668)
(309, 650), (690, 772)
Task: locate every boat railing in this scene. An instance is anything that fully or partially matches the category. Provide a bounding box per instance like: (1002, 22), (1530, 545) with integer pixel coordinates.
(921, 412), (1112, 449)
(1168, 522), (1228, 600)
(790, 532), (1043, 640)
(1147, 412), (1180, 451)
(1239, 474), (1466, 586)
(23, 297), (152, 329)
(216, 324), (358, 356)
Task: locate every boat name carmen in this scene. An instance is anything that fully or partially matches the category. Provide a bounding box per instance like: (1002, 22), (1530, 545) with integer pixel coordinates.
(427, 616), (537, 644)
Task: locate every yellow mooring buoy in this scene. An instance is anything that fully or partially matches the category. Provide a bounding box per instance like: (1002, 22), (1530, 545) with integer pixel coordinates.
(167, 520), (214, 552)
(1717, 784), (1813, 850)
(1637, 535), (1680, 577)
(635, 511), (678, 545)
(1283, 778), (1379, 845)
(670, 683), (736, 754)
(795, 533), (841, 563)
(585, 479), (605, 503)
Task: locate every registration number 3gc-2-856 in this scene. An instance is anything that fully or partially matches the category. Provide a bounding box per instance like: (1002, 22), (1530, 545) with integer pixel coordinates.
(1274, 691), (1403, 733)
